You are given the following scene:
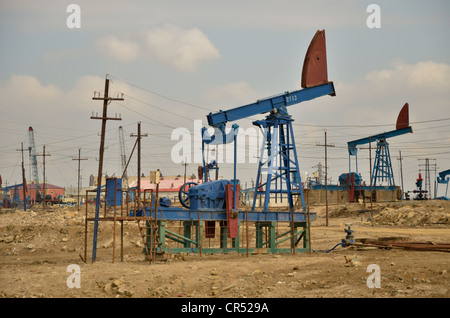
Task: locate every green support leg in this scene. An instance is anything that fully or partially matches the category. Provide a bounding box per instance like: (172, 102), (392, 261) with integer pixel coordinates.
(255, 222), (276, 252)
(302, 222), (309, 250)
(220, 221), (227, 250)
(183, 221), (192, 248)
(255, 222), (264, 249)
(293, 222), (308, 252)
(159, 221), (166, 252)
(232, 221), (240, 250)
(268, 221), (276, 251)
(195, 221), (203, 252)
(158, 219), (309, 255)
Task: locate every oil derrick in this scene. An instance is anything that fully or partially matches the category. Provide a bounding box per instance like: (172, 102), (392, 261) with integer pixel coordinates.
(347, 104), (413, 187)
(118, 126), (128, 189)
(28, 127), (42, 202)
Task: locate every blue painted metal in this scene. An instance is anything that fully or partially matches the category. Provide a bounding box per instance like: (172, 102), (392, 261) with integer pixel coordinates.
(179, 181), (198, 208)
(233, 129), (237, 210)
(436, 169), (450, 199)
(159, 197), (172, 207)
(201, 124), (238, 183)
(106, 178), (122, 206)
(252, 115), (306, 212)
(2, 184), (25, 208)
(202, 84), (335, 214)
(438, 169), (450, 181)
(131, 205), (316, 223)
(310, 183), (397, 191)
(2, 183), (24, 190)
(347, 127), (412, 151)
(154, 32), (333, 254)
(339, 172), (362, 187)
(371, 139), (394, 186)
(188, 179), (230, 211)
(207, 83), (335, 131)
(341, 224), (355, 245)
(92, 185), (101, 261)
(347, 127), (412, 186)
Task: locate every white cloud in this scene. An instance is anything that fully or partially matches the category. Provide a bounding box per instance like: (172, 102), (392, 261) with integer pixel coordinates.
(146, 24), (220, 72)
(0, 74), (139, 127)
(366, 61), (450, 91)
(307, 60), (450, 128)
(96, 36), (140, 62)
(0, 75), (62, 105)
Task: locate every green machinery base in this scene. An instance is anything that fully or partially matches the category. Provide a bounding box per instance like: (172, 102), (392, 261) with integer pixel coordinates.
(143, 220), (311, 255)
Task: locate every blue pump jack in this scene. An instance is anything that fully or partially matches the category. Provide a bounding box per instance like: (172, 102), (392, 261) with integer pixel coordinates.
(436, 169), (450, 200)
(130, 30), (337, 256)
(347, 103), (413, 187)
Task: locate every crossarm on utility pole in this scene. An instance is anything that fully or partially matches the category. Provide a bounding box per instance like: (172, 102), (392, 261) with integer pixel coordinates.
(90, 76), (124, 263)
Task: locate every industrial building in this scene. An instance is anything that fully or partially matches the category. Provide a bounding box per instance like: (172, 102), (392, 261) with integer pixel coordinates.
(2, 182), (65, 206)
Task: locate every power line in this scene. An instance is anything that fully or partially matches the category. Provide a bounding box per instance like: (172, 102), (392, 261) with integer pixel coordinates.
(110, 75), (214, 112)
(110, 75), (450, 130)
(72, 148), (88, 211)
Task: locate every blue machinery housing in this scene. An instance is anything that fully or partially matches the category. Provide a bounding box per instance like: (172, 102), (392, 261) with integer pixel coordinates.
(125, 174), (317, 254)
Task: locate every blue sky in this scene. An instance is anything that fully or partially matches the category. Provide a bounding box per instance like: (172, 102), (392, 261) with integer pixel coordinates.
(1, 1), (449, 197)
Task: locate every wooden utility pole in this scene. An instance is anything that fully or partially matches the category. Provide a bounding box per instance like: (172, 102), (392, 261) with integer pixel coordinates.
(16, 143), (28, 211)
(37, 146), (51, 208)
(316, 130), (334, 226)
(130, 122), (148, 208)
(72, 148), (88, 210)
(183, 162), (188, 184)
(397, 151), (404, 200)
(91, 75), (124, 262)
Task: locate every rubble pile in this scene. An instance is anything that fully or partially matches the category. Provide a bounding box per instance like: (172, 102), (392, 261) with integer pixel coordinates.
(329, 201), (450, 226)
(372, 202), (450, 226)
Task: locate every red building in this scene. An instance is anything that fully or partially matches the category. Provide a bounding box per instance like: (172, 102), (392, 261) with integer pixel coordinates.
(129, 176), (204, 203)
(14, 183), (65, 203)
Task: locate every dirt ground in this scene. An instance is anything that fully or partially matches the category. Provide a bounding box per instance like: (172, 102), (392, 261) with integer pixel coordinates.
(1, 200), (449, 302)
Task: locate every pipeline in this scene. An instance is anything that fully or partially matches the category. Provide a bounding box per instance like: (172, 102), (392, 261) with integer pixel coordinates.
(313, 242), (346, 253)
(312, 224), (354, 253)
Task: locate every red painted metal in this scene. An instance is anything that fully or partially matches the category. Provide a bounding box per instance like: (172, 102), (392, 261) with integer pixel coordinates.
(396, 103), (409, 130)
(301, 30), (331, 89)
(347, 173), (355, 202)
(225, 184), (239, 239)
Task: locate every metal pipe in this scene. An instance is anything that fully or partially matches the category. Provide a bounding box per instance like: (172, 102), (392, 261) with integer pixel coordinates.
(246, 209), (249, 257)
(113, 178), (117, 263)
(83, 190), (88, 263)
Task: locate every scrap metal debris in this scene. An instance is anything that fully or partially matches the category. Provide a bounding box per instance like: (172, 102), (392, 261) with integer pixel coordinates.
(352, 239), (450, 253)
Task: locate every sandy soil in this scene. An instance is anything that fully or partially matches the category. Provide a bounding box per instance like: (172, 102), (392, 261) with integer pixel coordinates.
(1, 200), (449, 304)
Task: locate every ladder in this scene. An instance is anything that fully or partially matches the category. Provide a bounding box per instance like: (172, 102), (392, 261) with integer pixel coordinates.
(136, 218), (165, 263)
